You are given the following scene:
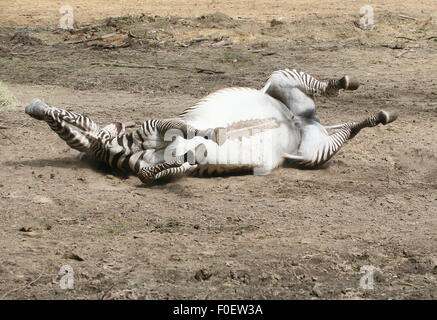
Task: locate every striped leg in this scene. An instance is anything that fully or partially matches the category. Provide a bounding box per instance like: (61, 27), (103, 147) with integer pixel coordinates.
(263, 69), (360, 97)
(140, 119), (217, 143)
(285, 110), (398, 167)
(101, 120), (207, 179)
(25, 99), (105, 154)
(137, 159), (197, 184)
(262, 69), (360, 117)
(332, 110), (398, 141)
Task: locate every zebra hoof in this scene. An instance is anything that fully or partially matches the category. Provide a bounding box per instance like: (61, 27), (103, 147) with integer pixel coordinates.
(378, 110), (398, 125)
(25, 99), (49, 120)
(339, 76), (360, 91)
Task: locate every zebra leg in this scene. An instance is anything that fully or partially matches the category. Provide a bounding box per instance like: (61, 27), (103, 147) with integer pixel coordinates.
(137, 159), (197, 184)
(144, 119), (219, 141)
(100, 119), (211, 176)
(336, 110), (398, 140)
(134, 133), (211, 183)
(262, 69), (359, 97)
(262, 69), (360, 117)
(25, 99), (107, 155)
(77, 121), (126, 161)
(287, 110), (398, 167)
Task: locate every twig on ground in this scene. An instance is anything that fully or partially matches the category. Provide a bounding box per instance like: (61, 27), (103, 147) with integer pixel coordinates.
(91, 62), (225, 74)
(399, 15), (417, 21)
(396, 36), (416, 41)
(90, 62), (169, 70)
(0, 267), (45, 300)
(195, 67), (225, 74)
(94, 62), (159, 70)
(65, 33), (118, 44)
(9, 51), (38, 56)
(0, 130), (15, 144)
(126, 31), (157, 40)
(396, 49), (411, 58)
(381, 43), (405, 49)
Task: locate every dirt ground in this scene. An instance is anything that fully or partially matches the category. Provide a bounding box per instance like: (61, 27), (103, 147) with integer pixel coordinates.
(0, 1), (436, 300)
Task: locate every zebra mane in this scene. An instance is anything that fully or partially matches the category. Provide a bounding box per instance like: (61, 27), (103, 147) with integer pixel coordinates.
(178, 87), (257, 118)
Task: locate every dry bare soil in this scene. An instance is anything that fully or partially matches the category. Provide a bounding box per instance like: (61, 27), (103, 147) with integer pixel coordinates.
(0, 1), (436, 299)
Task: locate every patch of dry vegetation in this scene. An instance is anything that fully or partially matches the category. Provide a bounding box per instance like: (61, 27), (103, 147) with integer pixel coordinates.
(0, 81), (21, 110)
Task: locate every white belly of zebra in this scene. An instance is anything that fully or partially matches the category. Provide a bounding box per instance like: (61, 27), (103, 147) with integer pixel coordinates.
(177, 88), (301, 175)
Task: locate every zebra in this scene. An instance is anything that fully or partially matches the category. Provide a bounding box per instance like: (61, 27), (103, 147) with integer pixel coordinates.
(25, 69), (398, 183)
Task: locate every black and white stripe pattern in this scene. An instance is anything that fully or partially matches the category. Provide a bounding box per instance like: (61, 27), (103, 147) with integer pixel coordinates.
(269, 69), (354, 96)
(25, 99), (199, 180)
(94, 119), (199, 173)
(276, 69), (329, 94)
(138, 159), (197, 183)
(292, 111), (397, 167)
(39, 105), (103, 154)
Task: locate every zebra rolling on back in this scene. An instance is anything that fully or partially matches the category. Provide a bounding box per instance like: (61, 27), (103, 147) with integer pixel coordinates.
(25, 69), (398, 183)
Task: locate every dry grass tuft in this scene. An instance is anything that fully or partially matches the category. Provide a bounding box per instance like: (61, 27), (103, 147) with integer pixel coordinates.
(0, 82), (21, 110)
